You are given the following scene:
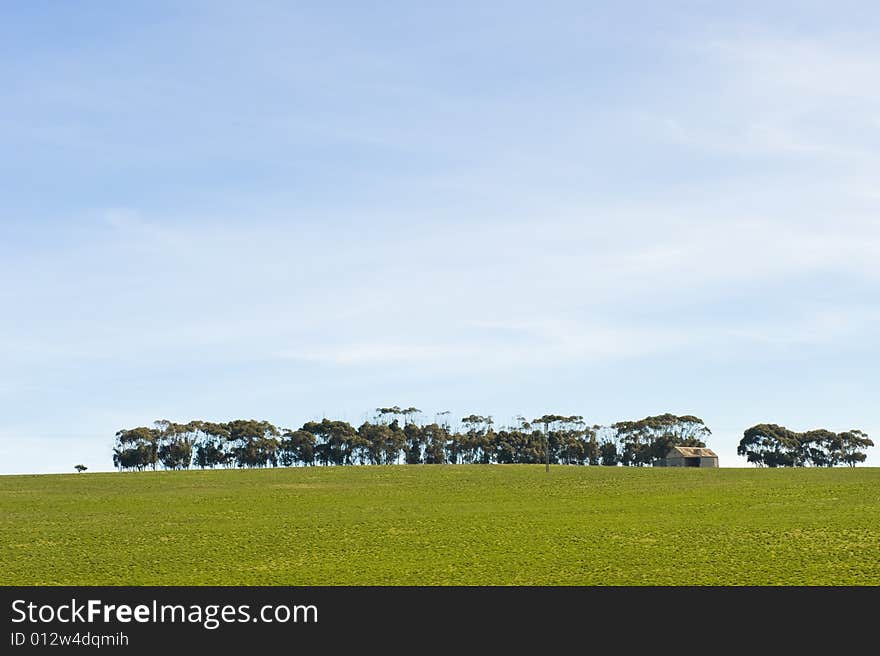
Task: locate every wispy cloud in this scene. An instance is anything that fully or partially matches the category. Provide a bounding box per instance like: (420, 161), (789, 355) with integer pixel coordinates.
(274, 321), (688, 369)
(646, 32), (880, 165)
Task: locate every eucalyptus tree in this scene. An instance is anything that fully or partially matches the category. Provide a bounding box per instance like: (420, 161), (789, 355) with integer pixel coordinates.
(585, 432), (600, 465)
(226, 419), (280, 468)
(113, 426), (159, 471)
(280, 428), (316, 466)
(189, 420), (226, 468)
(599, 440), (619, 466)
(303, 419), (358, 466)
(799, 429), (838, 467)
(402, 407), (422, 426)
(554, 416), (591, 465)
(738, 424), (800, 467)
(839, 430), (873, 466)
(194, 422), (230, 469)
(445, 429), (462, 464)
(610, 414), (709, 466)
(636, 414), (711, 464)
(493, 428), (518, 464)
(278, 428), (312, 466)
(509, 417), (542, 464)
(435, 410), (452, 429)
(357, 421), (390, 465)
(612, 420), (651, 466)
(739, 425), (873, 467)
(478, 417), (497, 464)
(155, 420), (195, 470)
(461, 415), (494, 464)
(458, 416), (479, 463)
(375, 406), (403, 425)
(385, 419), (407, 464)
(421, 423), (449, 464)
(592, 425), (619, 466)
(158, 436), (193, 469)
(403, 422), (425, 464)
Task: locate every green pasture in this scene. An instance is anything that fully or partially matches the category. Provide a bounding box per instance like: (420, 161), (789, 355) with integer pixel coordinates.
(1, 465), (878, 585)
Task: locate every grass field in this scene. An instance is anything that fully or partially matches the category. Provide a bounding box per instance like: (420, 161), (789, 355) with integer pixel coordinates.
(2, 465), (879, 585)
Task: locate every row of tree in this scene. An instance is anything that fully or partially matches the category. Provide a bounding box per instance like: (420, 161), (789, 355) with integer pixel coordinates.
(737, 424), (873, 467)
(112, 411), (713, 471)
(111, 409), (873, 471)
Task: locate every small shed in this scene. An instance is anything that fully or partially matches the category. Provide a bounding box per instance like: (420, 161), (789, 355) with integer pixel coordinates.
(657, 446), (718, 468)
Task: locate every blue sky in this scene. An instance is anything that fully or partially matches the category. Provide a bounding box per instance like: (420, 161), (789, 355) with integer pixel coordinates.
(2, 1), (879, 473)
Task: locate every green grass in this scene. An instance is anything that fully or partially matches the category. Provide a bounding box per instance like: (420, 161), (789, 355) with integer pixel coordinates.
(1, 465), (879, 585)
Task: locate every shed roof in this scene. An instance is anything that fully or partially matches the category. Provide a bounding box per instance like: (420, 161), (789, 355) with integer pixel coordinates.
(667, 446), (717, 458)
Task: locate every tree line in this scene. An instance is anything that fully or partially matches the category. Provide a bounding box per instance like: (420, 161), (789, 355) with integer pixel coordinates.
(112, 411), (711, 471)
(111, 408), (873, 471)
(737, 424), (873, 467)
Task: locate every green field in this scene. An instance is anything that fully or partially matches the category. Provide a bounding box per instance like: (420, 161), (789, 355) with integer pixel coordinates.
(2, 465), (879, 585)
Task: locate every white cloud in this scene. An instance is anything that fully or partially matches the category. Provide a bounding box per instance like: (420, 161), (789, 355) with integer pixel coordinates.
(708, 34), (880, 101)
(6, 196), (877, 376)
(274, 319), (689, 369)
(630, 31), (880, 181)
